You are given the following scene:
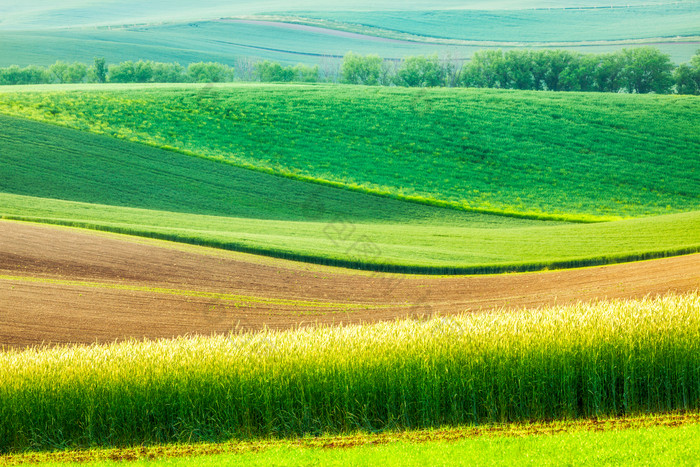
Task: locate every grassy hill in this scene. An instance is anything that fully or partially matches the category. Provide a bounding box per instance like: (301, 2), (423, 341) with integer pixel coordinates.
(0, 90), (698, 273)
(1, 2), (698, 68)
(293, 4), (700, 43)
(0, 114), (496, 225)
(1, 84), (697, 221)
(2, 1), (681, 30)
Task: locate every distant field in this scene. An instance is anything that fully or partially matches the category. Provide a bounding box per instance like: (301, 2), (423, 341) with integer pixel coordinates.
(1, 21), (698, 69)
(1, 1), (683, 30)
(2, 2), (699, 68)
(292, 4), (700, 43)
(0, 21), (448, 68)
(1, 84), (697, 221)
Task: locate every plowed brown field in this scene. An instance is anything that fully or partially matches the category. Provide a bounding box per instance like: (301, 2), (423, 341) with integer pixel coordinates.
(1, 220), (698, 348)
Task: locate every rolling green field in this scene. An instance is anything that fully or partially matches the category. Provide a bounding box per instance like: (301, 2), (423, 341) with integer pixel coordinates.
(294, 4), (700, 43)
(1, 1), (698, 68)
(5, 192), (699, 272)
(0, 114), (492, 225)
(1, 84), (698, 272)
(1, 1), (684, 30)
(1, 84), (698, 220)
(2, 294), (699, 453)
(3, 3), (699, 465)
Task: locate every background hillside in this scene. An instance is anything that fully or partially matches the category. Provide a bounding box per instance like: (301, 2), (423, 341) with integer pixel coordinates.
(1, 1), (698, 67)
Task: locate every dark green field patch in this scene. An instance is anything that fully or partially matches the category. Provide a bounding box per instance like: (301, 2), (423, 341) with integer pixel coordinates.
(0, 114), (527, 227)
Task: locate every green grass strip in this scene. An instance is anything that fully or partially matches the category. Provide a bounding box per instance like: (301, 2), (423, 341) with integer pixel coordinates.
(1, 198), (699, 275)
(2, 412), (699, 465)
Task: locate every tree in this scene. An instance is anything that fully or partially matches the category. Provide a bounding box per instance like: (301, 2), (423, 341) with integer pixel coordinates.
(394, 55), (446, 87)
(539, 50), (579, 91)
(0, 65), (50, 85)
(50, 61), (88, 83)
(151, 62), (185, 83)
(255, 61), (294, 82)
(187, 62), (234, 83)
(93, 57), (107, 83)
(619, 47), (674, 94)
(674, 64), (699, 95)
(108, 61), (139, 83)
(674, 50), (700, 95)
(461, 50), (507, 88)
(341, 52), (383, 85)
(292, 64), (319, 83)
(503, 50), (534, 90)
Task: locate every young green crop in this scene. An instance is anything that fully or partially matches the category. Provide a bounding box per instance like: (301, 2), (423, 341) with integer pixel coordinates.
(2, 293), (699, 453)
(3, 113), (698, 273)
(7, 416), (700, 466)
(0, 84), (698, 221)
(0, 114), (496, 226)
(3, 192), (699, 273)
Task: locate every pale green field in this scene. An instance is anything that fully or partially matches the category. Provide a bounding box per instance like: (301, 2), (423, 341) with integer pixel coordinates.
(2, 1), (681, 30)
(1, 1), (698, 67)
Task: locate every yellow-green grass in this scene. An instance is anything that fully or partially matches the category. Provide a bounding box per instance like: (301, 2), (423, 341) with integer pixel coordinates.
(1, 84), (698, 221)
(2, 293), (699, 453)
(4, 413), (700, 465)
(2, 193), (699, 273)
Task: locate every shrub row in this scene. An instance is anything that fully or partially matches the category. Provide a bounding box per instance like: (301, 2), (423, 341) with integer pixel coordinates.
(1, 48), (699, 94)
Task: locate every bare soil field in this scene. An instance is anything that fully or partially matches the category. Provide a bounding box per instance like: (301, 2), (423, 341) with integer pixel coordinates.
(1, 220), (698, 348)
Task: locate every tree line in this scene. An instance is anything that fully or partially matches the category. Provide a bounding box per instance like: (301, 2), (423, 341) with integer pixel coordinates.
(1, 48), (699, 94)
(340, 48), (700, 94)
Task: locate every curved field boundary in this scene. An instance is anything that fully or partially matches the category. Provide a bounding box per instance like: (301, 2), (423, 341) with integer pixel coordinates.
(1, 220), (698, 348)
(5, 85), (699, 223)
(0, 108), (602, 224)
(2, 214), (699, 275)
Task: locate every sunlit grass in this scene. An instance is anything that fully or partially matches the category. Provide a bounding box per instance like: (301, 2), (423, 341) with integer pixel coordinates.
(2, 293), (699, 453)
